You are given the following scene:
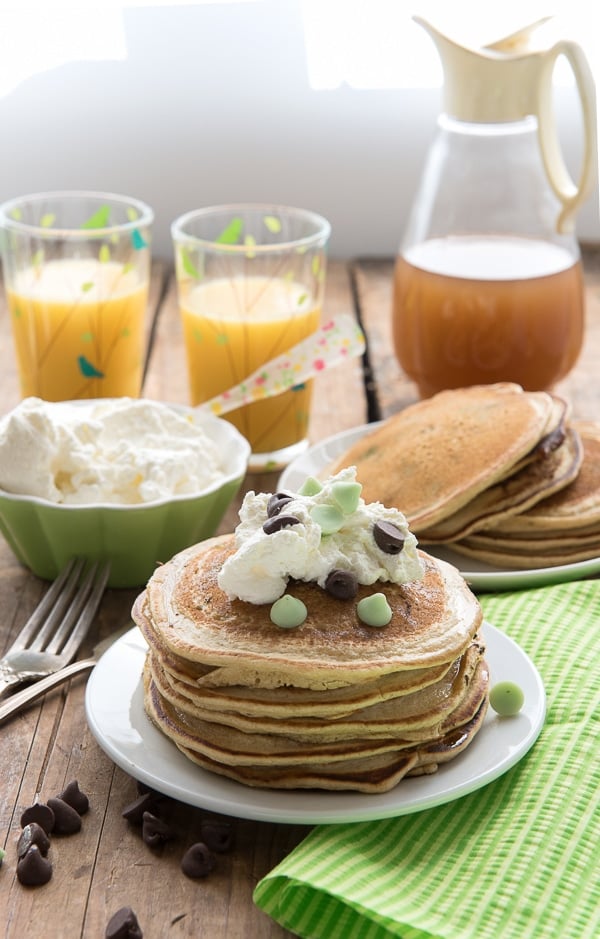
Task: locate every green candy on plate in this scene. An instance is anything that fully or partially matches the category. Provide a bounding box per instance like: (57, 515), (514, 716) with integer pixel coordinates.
(489, 681), (525, 716)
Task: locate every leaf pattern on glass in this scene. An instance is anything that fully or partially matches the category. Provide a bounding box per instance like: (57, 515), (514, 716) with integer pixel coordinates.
(80, 205), (111, 229)
(263, 215), (281, 234)
(131, 229), (147, 250)
(77, 355), (104, 378)
(99, 244), (111, 263)
(216, 217), (243, 244)
(181, 247), (201, 280)
(40, 213), (56, 228)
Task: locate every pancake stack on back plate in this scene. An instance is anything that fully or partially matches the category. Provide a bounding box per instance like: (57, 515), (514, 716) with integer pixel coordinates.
(451, 421), (600, 568)
(330, 383), (597, 567)
(134, 532), (488, 793)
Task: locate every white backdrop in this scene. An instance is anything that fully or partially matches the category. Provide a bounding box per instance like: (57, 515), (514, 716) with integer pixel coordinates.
(0, 1), (597, 260)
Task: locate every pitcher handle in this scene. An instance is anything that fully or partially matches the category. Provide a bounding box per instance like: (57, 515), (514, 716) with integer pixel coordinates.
(537, 40), (598, 234)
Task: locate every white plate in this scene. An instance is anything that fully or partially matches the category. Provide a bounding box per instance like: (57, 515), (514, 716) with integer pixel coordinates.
(279, 423), (600, 593)
(85, 624), (545, 825)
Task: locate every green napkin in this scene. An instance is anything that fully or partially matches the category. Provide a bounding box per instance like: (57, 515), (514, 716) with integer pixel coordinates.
(254, 579), (600, 939)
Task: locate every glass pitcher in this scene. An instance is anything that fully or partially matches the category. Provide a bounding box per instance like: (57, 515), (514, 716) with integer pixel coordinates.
(392, 17), (598, 397)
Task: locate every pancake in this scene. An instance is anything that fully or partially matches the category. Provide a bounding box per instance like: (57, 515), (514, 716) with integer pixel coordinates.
(133, 471), (490, 793)
(450, 536), (599, 568)
(134, 536), (483, 688)
(328, 383), (565, 528)
(450, 421), (600, 567)
(489, 422), (600, 532)
(419, 425), (583, 542)
(141, 620), (457, 719)
(145, 636), (486, 740)
(144, 671), (489, 792)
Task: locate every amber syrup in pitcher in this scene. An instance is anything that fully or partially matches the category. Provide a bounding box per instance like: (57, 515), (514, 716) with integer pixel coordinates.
(392, 234), (584, 398)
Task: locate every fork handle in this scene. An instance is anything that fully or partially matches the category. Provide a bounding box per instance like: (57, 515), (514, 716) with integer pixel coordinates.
(0, 657), (96, 724)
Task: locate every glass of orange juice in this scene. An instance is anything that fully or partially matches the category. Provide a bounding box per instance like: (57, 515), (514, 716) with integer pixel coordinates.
(171, 204), (330, 470)
(0, 191), (153, 401)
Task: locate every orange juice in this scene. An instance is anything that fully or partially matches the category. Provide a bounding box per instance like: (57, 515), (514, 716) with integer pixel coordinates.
(180, 275), (320, 454)
(392, 236), (584, 397)
(7, 258), (148, 400)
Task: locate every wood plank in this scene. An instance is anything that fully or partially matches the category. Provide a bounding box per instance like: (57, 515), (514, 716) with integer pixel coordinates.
(353, 247), (600, 421)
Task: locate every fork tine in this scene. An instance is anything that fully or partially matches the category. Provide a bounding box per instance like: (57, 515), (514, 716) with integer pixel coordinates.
(55, 562), (110, 661)
(44, 561), (100, 654)
(6, 557), (84, 655)
(49, 560), (111, 660)
(28, 558), (88, 653)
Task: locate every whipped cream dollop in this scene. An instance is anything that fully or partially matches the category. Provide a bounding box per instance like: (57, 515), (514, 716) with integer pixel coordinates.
(218, 467), (424, 604)
(0, 397), (227, 504)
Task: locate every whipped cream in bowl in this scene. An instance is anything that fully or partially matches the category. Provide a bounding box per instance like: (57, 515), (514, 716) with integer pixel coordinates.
(0, 396), (250, 586)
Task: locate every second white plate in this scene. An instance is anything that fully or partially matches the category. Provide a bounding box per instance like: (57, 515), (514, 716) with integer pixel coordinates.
(279, 423), (600, 592)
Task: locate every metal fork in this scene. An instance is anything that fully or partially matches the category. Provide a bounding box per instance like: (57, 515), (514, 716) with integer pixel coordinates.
(0, 557), (110, 700)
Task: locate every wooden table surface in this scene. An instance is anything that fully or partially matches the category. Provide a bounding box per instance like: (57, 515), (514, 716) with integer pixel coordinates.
(1, 249), (599, 937)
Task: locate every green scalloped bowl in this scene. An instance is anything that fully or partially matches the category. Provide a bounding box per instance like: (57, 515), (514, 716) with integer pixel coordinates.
(0, 403), (250, 588)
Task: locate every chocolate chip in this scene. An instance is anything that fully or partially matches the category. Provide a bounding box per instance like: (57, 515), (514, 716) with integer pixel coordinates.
(324, 568), (358, 599)
(262, 514), (300, 535)
(122, 792), (157, 826)
(20, 802), (55, 835)
(17, 822), (51, 859)
(58, 780), (89, 816)
(373, 520), (405, 555)
(181, 842), (216, 879)
(142, 811), (174, 848)
(16, 845), (53, 886)
(200, 819), (235, 853)
(47, 797), (82, 835)
(105, 906), (143, 939)
(267, 493), (293, 517)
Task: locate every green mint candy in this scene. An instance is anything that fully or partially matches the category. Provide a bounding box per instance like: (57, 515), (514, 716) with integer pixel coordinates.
(489, 681), (524, 716)
(299, 476), (323, 496)
(270, 595), (307, 629)
(356, 593), (392, 627)
(331, 480), (362, 514)
(310, 504), (344, 534)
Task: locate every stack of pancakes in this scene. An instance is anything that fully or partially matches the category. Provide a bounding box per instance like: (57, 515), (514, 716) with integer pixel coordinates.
(134, 535), (489, 793)
(330, 383), (599, 568)
(453, 420), (600, 568)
